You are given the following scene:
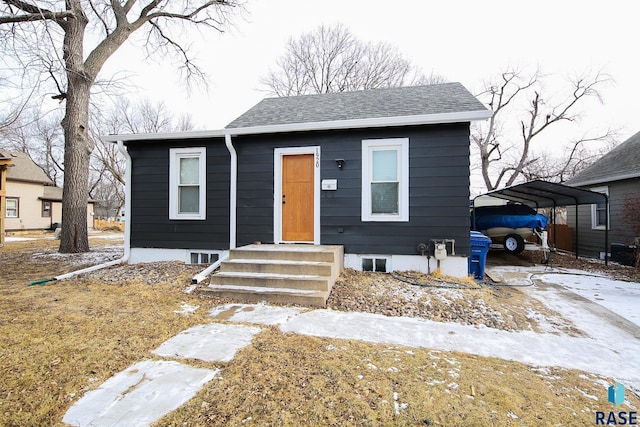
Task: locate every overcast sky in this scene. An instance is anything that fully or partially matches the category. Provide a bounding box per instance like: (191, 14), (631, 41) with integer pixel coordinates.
(102, 0), (638, 148)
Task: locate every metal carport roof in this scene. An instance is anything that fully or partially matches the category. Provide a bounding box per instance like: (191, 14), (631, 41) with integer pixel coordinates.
(472, 179), (609, 263)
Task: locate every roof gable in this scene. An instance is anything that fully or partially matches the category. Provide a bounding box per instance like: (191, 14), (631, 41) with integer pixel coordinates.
(226, 83), (489, 129)
(567, 130), (640, 187)
(2, 151), (53, 185)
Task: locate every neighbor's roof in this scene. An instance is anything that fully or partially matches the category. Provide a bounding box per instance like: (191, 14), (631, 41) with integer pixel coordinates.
(102, 83), (491, 142)
(41, 186), (63, 201)
(566, 130), (640, 187)
(2, 151), (53, 185)
(226, 82), (490, 131)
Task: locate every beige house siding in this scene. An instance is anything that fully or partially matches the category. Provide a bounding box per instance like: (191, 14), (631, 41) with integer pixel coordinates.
(5, 181), (93, 231)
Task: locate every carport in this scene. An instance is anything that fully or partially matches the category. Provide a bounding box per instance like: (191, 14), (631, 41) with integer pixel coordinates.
(471, 179), (610, 264)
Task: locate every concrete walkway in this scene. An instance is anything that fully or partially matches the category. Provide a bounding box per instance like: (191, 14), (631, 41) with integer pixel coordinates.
(63, 276), (640, 426)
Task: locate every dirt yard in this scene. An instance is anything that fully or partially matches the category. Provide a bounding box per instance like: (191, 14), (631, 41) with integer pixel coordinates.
(1, 236), (638, 426)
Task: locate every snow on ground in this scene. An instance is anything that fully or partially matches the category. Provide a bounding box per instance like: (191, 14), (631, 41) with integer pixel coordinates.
(489, 265), (640, 328)
(539, 270), (640, 327)
(280, 308), (640, 391)
(62, 360), (218, 427)
(31, 245), (124, 266)
(153, 323), (261, 363)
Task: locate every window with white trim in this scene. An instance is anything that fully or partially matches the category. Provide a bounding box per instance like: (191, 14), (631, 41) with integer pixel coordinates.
(169, 147), (206, 220)
(5, 198), (18, 218)
(590, 186), (609, 229)
(361, 138), (409, 222)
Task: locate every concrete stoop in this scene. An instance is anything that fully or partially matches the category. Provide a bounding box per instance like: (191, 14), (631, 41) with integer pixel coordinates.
(200, 244), (344, 307)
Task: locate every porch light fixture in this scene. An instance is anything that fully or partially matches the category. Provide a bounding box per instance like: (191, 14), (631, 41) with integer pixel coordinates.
(335, 159), (345, 169)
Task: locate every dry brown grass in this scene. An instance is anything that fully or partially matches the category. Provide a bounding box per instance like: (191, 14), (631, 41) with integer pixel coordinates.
(162, 327), (637, 426)
(1, 240), (638, 426)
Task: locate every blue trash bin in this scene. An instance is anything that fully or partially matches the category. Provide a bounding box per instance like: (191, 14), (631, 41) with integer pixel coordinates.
(469, 231), (491, 280)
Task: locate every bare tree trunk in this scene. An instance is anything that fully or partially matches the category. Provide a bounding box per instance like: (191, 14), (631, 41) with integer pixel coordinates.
(59, 2), (91, 253)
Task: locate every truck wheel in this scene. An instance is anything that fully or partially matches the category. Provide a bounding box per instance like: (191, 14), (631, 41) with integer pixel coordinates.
(504, 234), (525, 254)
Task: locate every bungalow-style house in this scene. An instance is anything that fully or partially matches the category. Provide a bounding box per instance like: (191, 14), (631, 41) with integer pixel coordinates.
(2, 151), (95, 232)
(104, 83), (491, 284)
(566, 130), (640, 261)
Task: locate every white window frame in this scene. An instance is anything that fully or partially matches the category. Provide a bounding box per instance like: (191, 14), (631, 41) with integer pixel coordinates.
(169, 147), (206, 220)
(361, 138), (409, 222)
(5, 197), (18, 218)
(590, 186), (609, 230)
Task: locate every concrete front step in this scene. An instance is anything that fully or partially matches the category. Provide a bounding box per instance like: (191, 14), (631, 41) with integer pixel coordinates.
(209, 271), (330, 291)
(228, 244), (342, 263)
(199, 285), (329, 307)
(220, 259), (334, 277)
(200, 244), (344, 307)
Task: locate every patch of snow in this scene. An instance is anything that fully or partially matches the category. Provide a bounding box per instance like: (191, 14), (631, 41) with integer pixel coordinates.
(577, 389), (598, 401)
(31, 246), (124, 266)
(507, 411), (519, 419)
(280, 309), (640, 390)
(535, 270), (640, 327)
(182, 285), (197, 294)
(63, 360), (218, 427)
(209, 303), (307, 325)
(174, 302), (199, 315)
(153, 323), (261, 363)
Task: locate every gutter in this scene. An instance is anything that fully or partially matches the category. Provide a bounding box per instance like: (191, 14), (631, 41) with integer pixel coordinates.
(28, 140), (132, 286)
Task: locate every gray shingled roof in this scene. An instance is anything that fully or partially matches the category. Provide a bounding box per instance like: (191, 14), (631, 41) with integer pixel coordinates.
(42, 186), (63, 201)
(3, 151), (53, 184)
(566, 130), (640, 187)
(226, 83), (487, 129)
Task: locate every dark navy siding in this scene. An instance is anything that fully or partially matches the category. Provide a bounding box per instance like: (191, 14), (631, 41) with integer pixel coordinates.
(127, 138), (230, 250)
(566, 179), (640, 257)
(126, 123), (472, 255)
(233, 123), (472, 255)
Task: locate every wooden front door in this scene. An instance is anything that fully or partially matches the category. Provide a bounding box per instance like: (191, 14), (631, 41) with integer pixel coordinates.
(282, 154), (314, 242)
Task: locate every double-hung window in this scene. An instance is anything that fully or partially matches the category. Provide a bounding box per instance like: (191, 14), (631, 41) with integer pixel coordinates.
(590, 186), (609, 229)
(361, 138), (409, 222)
(169, 147), (206, 220)
(42, 201), (51, 217)
(5, 198), (18, 218)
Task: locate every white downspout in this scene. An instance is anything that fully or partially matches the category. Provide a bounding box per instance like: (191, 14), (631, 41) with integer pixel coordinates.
(225, 133), (237, 250)
(116, 140), (132, 263)
(191, 134), (237, 285)
(31, 140), (132, 285)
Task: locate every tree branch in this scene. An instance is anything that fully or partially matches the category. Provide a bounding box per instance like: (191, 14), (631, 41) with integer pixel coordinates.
(0, 0), (72, 25)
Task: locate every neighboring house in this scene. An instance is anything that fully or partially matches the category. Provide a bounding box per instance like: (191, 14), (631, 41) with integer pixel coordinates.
(566, 130), (640, 259)
(2, 151), (95, 232)
(104, 83), (491, 276)
(0, 152), (13, 245)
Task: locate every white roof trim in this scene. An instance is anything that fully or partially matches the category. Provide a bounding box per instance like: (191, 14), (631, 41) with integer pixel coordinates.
(226, 110), (492, 136)
(101, 109), (492, 142)
(101, 129), (226, 142)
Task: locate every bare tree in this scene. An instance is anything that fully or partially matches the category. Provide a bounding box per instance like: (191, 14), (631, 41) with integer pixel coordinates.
(90, 98), (196, 219)
(0, 110), (65, 185)
(471, 68), (613, 191)
(0, 0), (242, 253)
(261, 23), (445, 96)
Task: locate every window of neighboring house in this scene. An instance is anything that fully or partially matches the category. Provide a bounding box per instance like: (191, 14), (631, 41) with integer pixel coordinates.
(6, 198), (18, 218)
(169, 147), (206, 220)
(590, 186), (609, 229)
(42, 201), (51, 217)
(361, 138), (409, 222)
